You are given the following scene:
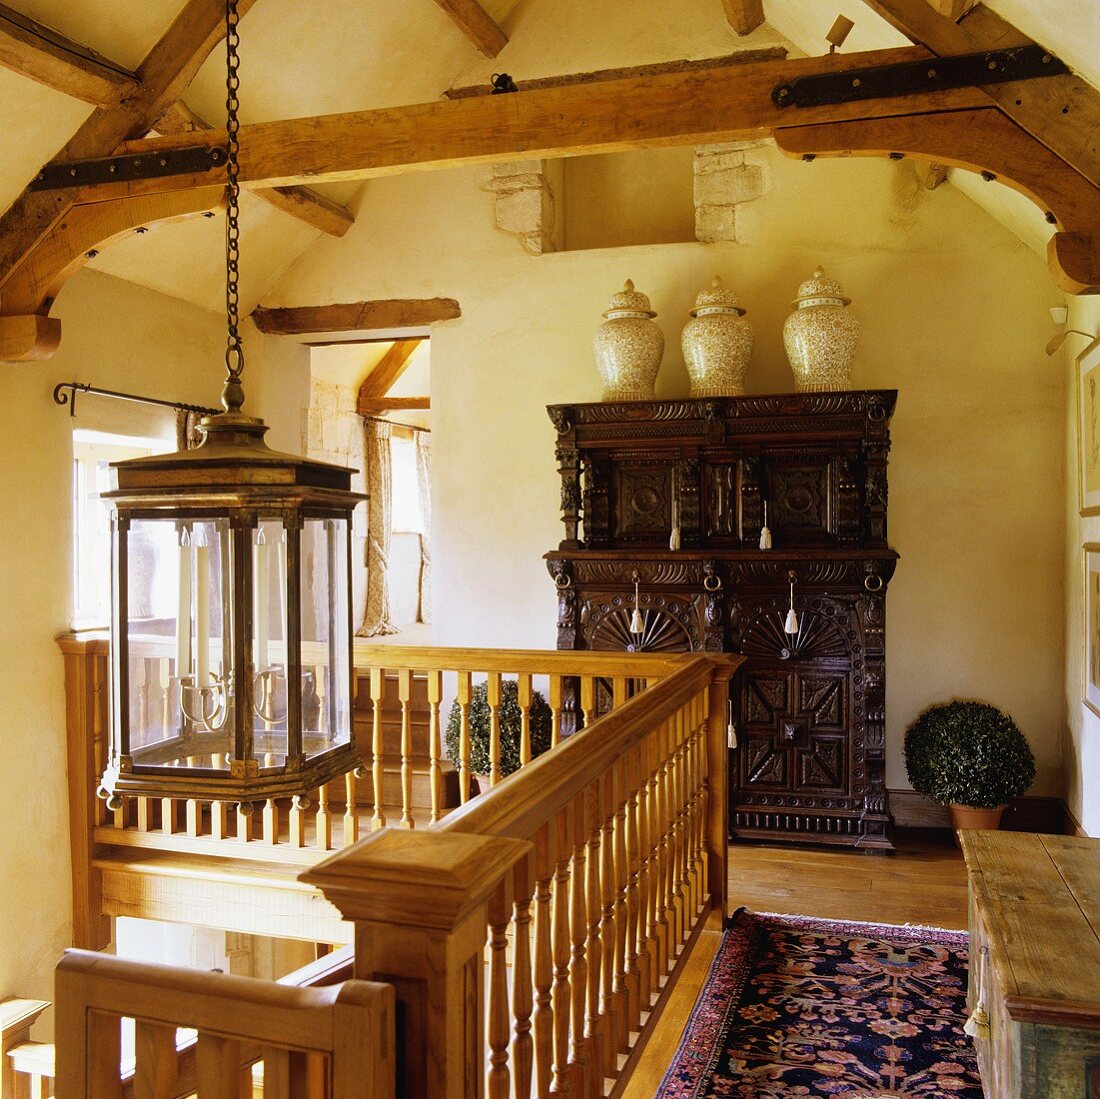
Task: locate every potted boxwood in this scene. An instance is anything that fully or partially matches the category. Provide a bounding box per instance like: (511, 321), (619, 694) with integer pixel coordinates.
(445, 679), (553, 790)
(904, 700), (1036, 834)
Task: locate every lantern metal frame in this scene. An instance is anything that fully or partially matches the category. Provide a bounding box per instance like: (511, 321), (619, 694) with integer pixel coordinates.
(100, 412), (365, 807)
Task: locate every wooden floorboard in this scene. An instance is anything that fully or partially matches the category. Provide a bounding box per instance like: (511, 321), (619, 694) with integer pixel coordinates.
(620, 829), (968, 1097)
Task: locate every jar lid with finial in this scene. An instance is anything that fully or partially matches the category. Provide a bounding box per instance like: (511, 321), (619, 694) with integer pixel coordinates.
(690, 275), (746, 318)
(603, 278), (657, 319)
(792, 265), (851, 308)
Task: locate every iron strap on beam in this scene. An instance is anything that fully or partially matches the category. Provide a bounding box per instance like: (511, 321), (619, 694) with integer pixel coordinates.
(773, 44), (1068, 109)
(30, 144), (225, 191)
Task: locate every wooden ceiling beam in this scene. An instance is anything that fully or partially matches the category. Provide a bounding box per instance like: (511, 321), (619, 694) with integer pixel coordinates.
(357, 339), (424, 406)
(722, 0), (765, 36)
(151, 102), (354, 237)
(76, 47), (984, 198)
(773, 108), (1100, 293)
(251, 299), (461, 337)
(0, 2), (138, 107)
(0, 0), (259, 285)
(927, 0), (979, 19)
(430, 0), (507, 58)
(357, 396), (430, 413)
(860, 0), (1100, 189)
(0, 314), (60, 361)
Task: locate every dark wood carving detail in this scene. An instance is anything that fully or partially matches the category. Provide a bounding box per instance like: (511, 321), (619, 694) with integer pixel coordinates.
(546, 391), (898, 851)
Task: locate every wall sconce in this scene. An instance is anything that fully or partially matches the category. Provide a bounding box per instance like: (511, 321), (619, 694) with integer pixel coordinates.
(826, 15), (854, 53)
(1047, 329), (1097, 356)
(784, 571), (801, 636)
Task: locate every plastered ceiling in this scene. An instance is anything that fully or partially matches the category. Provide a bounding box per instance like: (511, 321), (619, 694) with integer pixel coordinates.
(0, 0), (1096, 314)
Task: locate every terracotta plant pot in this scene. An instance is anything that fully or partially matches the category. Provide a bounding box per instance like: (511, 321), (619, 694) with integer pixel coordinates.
(949, 803), (1005, 846)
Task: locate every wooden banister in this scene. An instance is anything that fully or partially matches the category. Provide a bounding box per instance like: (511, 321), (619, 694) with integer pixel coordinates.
(304, 653), (742, 1099)
(3, 999), (52, 1099)
(54, 949), (395, 1098)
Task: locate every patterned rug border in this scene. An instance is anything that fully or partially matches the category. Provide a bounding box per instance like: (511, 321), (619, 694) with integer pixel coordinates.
(658, 909), (974, 1098)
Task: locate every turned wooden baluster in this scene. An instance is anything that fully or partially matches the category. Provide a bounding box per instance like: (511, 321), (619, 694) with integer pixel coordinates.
(263, 798), (280, 845)
(457, 672), (472, 804)
(512, 855), (536, 1099)
(427, 670), (443, 823)
(584, 778), (605, 1089)
(399, 669), (414, 828)
(532, 824), (555, 1099)
(611, 757), (631, 1056)
(370, 667), (386, 830)
(186, 798), (201, 838)
(567, 793), (590, 1095)
(343, 770), (360, 846)
(654, 718), (674, 976)
(211, 800), (229, 840)
(236, 801), (254, 843)
(290, 793), (307, 848)
(689, 703), (706, 915)
(549, 676), (563, 748)
(487, 881), (512, 1099)
(487, 672), (502, 788)
(518, 672), (533, 768)
(598, 771), (617, 1080)
(623, 745), (642, 1028)
(642, 732), (663, 994)
(315, 779), (332, 851)
(579, 676), (595, 731)
(668, 710), (688, 951)
(550, 808), (572, 1095)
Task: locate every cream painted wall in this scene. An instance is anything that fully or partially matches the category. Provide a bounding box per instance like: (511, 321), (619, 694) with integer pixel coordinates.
(267, 143), (1066, 799)
(0, 269), (307, 1016)
(1062, 294), (1100, 836)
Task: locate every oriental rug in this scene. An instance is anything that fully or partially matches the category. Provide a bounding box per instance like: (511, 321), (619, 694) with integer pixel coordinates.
(658, 910), (982, 1098)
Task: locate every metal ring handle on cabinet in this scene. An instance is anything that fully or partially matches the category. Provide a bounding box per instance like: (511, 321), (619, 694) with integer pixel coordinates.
(864, 573), (884, 592)
(703, 574), (722, 592)
(554, 572), (573, 589)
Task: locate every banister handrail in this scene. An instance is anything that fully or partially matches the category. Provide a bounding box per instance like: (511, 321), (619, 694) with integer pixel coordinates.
(440, 654), (739, 842)
(352, 643), (694, 677)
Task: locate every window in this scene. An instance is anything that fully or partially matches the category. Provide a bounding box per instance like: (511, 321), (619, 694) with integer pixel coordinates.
(389, 432), (424, 533)
(72, 430), (169, 626)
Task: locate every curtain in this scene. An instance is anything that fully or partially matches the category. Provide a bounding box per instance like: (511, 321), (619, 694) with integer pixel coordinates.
(415, 431), (432, 624)
(358, 420), (398, 636)
(176, 409), (204, 451)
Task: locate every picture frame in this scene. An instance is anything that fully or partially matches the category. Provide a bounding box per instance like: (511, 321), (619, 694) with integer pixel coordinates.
(1084, 544), (1100, 719)
(1076, 338), (1100, 515)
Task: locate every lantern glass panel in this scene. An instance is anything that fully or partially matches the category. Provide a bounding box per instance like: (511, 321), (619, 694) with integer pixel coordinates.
(252, 518), (290, 766)
(301, 516), (351, 757)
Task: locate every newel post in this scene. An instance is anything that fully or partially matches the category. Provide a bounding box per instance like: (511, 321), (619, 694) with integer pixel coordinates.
(57, 633), (111, 951)
(705, 663), (736, 928)
(301, 828), (531, 1099)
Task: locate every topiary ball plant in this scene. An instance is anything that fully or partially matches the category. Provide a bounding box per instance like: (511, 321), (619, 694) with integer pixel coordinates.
(904, 700), (1036, 809)
(445, 679), (553, 780)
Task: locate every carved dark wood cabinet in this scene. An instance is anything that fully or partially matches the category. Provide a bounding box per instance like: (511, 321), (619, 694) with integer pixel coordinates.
(545, 392), (899, 851)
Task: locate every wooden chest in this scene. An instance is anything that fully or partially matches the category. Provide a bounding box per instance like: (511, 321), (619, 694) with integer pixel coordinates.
(961, 830), (1100, 1099)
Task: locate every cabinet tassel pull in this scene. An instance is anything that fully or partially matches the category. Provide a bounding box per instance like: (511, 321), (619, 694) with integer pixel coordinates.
(670, 472), (681, 550)
(964, 945), (991, 1040)
(727, 701), (737, 748)
(759, 501), (772, 550)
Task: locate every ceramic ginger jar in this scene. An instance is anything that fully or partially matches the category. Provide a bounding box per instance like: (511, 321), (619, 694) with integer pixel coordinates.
(783, 266), (859, 392)
(681, 276), (753, 397)
(594, 279), (664, 401)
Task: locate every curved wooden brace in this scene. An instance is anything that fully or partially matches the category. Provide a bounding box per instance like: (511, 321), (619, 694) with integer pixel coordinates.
(0, 185), (224, 361)
(773, 109), (1100, 295)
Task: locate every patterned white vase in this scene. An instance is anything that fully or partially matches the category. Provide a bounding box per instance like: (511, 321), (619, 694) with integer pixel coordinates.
(681, 276), (753, 398)
(594, 279), (664, 401)
(783, 266), (859, 392)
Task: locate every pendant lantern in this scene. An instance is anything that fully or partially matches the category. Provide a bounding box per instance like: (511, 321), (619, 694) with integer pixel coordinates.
(98, 0), (364, 811)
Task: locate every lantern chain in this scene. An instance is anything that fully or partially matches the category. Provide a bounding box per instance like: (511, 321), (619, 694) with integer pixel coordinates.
(223, 0), (244, 401)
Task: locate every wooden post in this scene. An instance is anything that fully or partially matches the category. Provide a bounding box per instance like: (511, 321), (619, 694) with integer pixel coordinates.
(705, 668), (735, 928)
(1, 999), (51, 1099)
(301, 828), (530, 1099)
(57, 634), (111, 950)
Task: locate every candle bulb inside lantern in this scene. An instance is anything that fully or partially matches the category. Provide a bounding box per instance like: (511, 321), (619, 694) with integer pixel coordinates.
(253, 527), (270, 673)
(176, 527), (192, 678)
(195, 527), (210, 685)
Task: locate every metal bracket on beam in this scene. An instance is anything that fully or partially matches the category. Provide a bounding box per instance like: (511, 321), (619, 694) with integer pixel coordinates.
(772, 44), (1068, 109)
(29, 145), (225, 191)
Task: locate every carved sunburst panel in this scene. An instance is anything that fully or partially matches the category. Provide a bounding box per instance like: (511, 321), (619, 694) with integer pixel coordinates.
(739, 610), (850, 661)
(587, 600), (695, 653)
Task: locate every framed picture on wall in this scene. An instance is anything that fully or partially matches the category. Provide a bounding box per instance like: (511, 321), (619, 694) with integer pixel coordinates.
(1084, 544), (1100, 719)
(1077, 339), (1100, 515)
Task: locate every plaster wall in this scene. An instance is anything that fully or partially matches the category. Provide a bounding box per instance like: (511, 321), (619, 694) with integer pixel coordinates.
(0, 268), (305, 1016)
(268, 143), (1066, 800)
(1062, 293), (1100, 837)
